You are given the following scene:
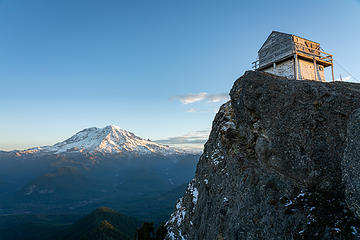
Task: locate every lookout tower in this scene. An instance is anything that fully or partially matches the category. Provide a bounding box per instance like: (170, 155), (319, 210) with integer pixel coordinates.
(252, 31), (334, 82)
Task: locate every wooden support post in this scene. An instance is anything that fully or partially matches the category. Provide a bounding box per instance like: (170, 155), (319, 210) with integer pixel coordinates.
(313, 57), (317, 81)
(331, 64), (335, 82)
(294, 54), (298, 80)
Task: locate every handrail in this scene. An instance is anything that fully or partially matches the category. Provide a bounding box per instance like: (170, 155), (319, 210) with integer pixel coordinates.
(252, 42), (332, 70)
(294, 43), (332, 57)
(294, 42), (332, 63)
(252, 59), (259, 69)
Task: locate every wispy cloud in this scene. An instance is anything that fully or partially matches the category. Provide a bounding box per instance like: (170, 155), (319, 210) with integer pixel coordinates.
(173, 92), (229, 104)
(336, 76), (353, 81)
(336, 75), (360, 83)
(187, 108), (197, 113)
(155, 129), (210, 152)
(206, 93), (229, 103)
(156, 129), (210, 144)
(186, 108), (218, 113)
(175, 92), (207, 104)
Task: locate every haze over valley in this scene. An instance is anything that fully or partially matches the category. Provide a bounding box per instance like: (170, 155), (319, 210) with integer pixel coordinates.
(0, 125), (199, 239)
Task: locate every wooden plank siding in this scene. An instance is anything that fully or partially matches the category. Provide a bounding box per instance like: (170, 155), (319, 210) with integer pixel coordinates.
(254, 31), (333, 82)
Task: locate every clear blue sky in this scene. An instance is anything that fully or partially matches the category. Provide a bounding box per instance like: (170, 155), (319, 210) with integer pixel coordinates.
(1, 0), (359, 150)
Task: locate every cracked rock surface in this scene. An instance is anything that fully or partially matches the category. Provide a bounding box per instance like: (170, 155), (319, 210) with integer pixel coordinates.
(166, 71), (360, 239)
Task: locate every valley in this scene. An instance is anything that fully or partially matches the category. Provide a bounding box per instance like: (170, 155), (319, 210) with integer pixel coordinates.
(0, 126), (199, 239)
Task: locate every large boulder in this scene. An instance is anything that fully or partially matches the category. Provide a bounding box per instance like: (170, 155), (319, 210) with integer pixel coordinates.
(166, 71), (360, 239)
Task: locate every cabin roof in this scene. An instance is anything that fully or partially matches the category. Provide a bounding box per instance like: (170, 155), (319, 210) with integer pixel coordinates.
(258, 31), (320, 53)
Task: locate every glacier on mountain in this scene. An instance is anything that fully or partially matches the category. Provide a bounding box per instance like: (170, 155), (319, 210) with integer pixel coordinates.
(17, 125), (184, 156)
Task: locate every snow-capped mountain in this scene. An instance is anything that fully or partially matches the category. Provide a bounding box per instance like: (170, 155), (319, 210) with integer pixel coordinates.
(17, 125), (183, 156)
(0, 126), (199, 220)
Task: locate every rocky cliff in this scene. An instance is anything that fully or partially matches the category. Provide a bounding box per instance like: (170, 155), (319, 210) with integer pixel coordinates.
(165, 71), (360, 239)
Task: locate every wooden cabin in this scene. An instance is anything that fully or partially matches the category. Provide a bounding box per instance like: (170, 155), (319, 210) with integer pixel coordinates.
(253, 31), (334, 82)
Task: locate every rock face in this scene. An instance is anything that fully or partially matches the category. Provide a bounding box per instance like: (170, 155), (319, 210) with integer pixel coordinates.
(343, 109), (360, 219)
(165, 71), (360, 239)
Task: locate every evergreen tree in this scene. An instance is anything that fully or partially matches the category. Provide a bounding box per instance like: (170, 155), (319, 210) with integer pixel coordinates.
(154, 222), (167, 240)
(135, 222), (167, 240)
(136, 222), (155, 240)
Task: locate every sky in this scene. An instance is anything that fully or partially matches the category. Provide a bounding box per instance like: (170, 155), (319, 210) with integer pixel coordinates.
(0, 0), (359, 151)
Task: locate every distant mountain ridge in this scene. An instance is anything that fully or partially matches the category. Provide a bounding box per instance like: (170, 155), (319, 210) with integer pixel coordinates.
(0, 207), (142, 240)
(12, 125), (185, 157)
(61, 207), (142, 240)
(0, 125), (199, 231)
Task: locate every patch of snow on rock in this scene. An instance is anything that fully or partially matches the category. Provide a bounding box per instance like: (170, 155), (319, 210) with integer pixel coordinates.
(351, 226), (360, 236)
(167, 231), (175, 240)
(221, 121), (235, 131)
(178, 230), (186, 240)
(187, 181), (199, 206)
(284, 200), (293, 207)
(211, 149), (223, 165)
(168, 198), (186, 227)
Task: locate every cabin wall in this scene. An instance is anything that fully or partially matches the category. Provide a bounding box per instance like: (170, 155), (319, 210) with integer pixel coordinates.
(257, 32), (328, 82)
(262, 59), (295, 79)
(297, 58), (325, 82)
(258, 32), (293, 68)
(261, 58), (326, 81)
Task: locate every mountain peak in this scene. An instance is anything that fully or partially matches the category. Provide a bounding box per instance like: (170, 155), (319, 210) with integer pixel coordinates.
(104, 125), (122, 131)
(17, 126), (184, 156)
